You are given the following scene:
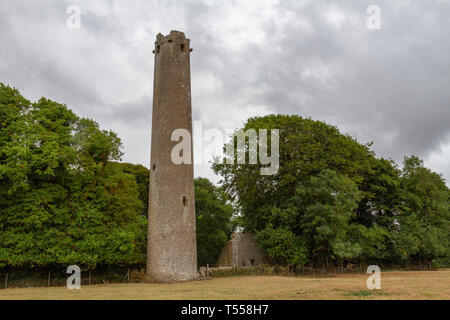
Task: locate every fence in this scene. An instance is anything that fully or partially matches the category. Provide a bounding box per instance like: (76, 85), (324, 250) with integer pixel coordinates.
(199, 262), (440, 278)
(1, 263), (439, 289)
(0, 265), (146, 289)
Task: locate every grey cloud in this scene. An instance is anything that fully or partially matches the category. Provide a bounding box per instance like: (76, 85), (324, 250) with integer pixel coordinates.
(0, 0), (448, 184)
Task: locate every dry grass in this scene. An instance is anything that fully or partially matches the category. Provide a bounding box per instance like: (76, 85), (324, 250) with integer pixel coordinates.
(0, 270), (449, 300)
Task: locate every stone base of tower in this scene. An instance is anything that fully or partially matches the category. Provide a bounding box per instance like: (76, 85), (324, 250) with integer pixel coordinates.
(145, 271), (200, 283)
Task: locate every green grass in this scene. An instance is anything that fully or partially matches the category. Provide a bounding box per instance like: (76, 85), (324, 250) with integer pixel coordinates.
(344, 290), (389, 297)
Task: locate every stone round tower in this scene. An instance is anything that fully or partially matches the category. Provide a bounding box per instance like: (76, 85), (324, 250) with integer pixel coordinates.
(147, 30), (198, 282)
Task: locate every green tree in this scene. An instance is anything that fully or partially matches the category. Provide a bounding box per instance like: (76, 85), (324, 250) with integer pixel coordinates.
(195, 177), (234, 266)
(299, 169), (362, 265)
(256, 225), (308, 268)
(212, 114), (422, 267)
(213, 115), (398, 232)
(0, 84), (145, 269)
(109, 162), (149, 217)
(392, 156), (450, 267)
(0, 84), (32, 195)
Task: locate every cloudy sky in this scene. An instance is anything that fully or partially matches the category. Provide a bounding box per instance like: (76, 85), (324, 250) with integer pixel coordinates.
(1, 0), (449, 184)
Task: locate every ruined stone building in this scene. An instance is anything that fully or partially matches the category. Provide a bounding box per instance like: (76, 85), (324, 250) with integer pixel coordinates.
(216, 233), (270, 267)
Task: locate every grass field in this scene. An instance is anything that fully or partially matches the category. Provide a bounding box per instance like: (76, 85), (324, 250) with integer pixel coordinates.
(0, 270), (449, 300)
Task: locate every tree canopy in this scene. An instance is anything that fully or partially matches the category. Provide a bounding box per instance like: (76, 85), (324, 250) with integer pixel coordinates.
(0, 84), (146, 268)
(195, 177), (234, 266)
(213, 114), (449, 268)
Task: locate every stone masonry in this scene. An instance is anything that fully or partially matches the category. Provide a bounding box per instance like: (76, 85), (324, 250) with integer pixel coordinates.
(147, 30), (198, 282)
(216, 233), (270, 267)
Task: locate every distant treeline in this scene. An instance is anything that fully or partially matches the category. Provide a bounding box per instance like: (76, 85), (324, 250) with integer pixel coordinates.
(0, 84), (232, 270)
(213, 115), (450, 269)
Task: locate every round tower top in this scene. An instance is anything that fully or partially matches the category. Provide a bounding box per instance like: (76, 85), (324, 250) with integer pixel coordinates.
(153, 30), (192, 54)
(156, 30), (190, 44)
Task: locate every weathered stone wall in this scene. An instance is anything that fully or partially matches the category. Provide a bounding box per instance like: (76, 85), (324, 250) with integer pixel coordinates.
(236, 233), (268, 266)
(147, 30), (198, 282)
(216, 240), (234, 266)
(216, 233), (270, 267)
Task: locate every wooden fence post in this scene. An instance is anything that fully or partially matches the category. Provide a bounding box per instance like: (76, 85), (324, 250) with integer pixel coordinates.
(4, 273), (8, 289)
(47, 272), (51, 287)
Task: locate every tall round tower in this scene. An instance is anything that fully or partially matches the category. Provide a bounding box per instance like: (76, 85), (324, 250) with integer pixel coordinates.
(147, 30), (198, 282)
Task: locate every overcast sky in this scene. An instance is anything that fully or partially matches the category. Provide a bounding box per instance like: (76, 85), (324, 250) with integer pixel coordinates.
(1, 0), (449, 184)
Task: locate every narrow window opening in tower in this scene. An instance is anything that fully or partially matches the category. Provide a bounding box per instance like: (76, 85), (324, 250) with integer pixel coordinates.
(183, 196), (188, 207)
(181, 44), (185, 52)
(156, 45), (160, 54)
(152, 165), (156, 171)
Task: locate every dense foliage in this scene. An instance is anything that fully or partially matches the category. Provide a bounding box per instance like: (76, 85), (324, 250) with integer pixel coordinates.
(105, 166), (234, 267)
(195, 177), (234, 266)
(0, 84), (146, 268)
(107, 166), (234, 267)
(213, 115), (450, 268)
(0, 83), (233, 269)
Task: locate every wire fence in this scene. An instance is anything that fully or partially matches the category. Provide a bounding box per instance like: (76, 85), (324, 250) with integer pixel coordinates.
(0, 265), (146, 289)
(1, 263), (439, 289)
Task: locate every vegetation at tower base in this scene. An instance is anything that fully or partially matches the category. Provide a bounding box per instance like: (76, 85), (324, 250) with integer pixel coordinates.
(111, 166), (235, 267)
(213, 114), (450, 269)
(195, 177), (234, 267)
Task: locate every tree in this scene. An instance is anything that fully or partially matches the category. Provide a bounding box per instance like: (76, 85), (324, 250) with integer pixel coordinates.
(109, 162), (149, 217)
(194, 177), (234, 266)
(298, 169), (362, 265)
(213, 115), (398, 232)
(212, 114), (448, 268)
(256, 225), (308, 268)
(392, 156), (450, 267)
(0, 84), (145, 269)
